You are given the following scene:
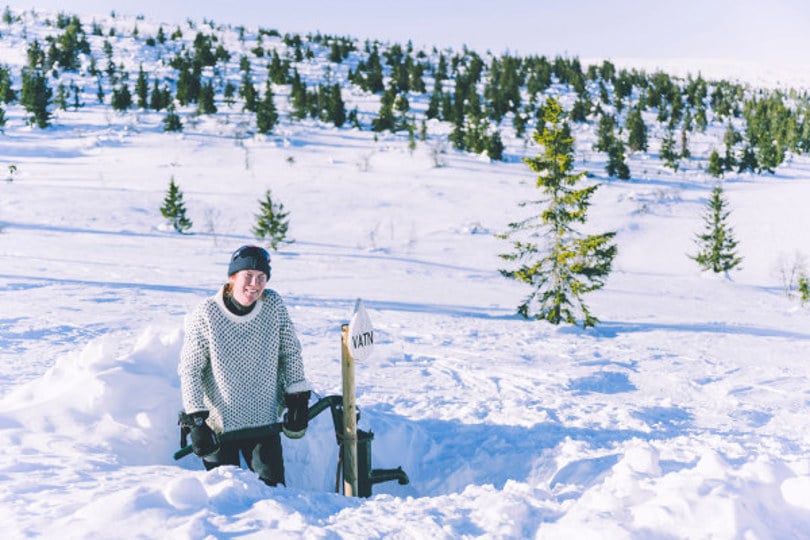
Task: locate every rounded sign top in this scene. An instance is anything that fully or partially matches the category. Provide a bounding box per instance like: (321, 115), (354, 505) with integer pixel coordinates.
(348, 299), (374, 361)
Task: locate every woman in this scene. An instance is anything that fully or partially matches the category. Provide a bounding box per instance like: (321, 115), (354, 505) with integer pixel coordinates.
(178, 245), (310, 487)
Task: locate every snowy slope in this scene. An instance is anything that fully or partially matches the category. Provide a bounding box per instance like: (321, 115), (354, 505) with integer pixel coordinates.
(2, 7), (810, 539)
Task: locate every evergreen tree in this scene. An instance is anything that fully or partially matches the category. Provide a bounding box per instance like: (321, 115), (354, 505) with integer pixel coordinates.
(256, 81), (278, 134)
(569, 93), (591, 123)
(606, 135), (630, 179)
(0, 65), (16, 103)
(267, 50), (289, 84)
(95, 77), (104, 104)
(737, 144), (758, 173)
(252, 190), (292, 250)
(55, 83), (68, 110)
(160, 176), (192, 233)
(290, 71), (308, 120)
(175, 58), (202, 105)
(679, 127), (691, 159)
(625, 107), (648, 152)
(20, 68), (52, 128)
(660, 128), (679, 171)
(328, 83), (346, 127)
(372, 86), (397, 132)
(163, 103), (183, 132)
(707, 149), (724, 178)
(486, 130), (505, 161)
(197, 79), (217, 114)
(150, 80), (171, 111)
(426, 82), (442, 120)
(723, 123), (741, 172)
(223, 81), (236, 107)
(499, 97), (617, 328)
(594, 113), (615, 153)
(111, 83), (132, 111)
(690, 182), (742, 273)
(135, 65), (149, 108)
(239, 72), (257, 112)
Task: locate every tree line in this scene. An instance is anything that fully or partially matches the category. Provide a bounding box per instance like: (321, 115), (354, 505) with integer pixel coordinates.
(3, 7), (810, 175)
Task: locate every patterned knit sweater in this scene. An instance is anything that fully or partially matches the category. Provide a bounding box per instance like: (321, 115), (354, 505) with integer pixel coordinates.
(178, 285), (309, 436)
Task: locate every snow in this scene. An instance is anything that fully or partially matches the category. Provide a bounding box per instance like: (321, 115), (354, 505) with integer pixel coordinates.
(2, 7), (810, 540)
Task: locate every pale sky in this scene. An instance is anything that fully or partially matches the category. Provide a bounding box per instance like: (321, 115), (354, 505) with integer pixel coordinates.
(7, 1), (810, 66)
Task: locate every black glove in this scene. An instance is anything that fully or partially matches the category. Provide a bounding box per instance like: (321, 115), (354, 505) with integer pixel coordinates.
(283, 391), (311, 439)
(179, 411), (219, 457)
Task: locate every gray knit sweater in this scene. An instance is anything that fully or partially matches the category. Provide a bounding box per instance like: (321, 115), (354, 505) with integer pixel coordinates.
(178, 285), (309, 436)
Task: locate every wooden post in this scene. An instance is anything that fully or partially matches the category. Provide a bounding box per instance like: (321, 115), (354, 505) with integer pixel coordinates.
(341, 323), (358, 497)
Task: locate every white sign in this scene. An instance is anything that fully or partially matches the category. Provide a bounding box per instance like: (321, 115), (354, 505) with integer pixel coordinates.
(347, 299), (374, 361)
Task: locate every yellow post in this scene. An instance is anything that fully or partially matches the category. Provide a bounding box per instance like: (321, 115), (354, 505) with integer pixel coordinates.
(341, 323), (358, 497)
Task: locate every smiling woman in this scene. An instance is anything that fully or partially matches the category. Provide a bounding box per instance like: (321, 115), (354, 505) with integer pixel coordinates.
(177, 244), (312, 487)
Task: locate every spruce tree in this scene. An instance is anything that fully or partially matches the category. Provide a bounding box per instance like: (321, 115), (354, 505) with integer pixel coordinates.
(328, 83), (346, 127)
(372, 85), (397, 132)
(499, 97), (617, 328)
(240, 72), (257, 112)
(707, 149), (724, 178)
(256, 81), (278, 134)
(163, 103), (183, 132)
(111, 83), (132, 111)
(660, 128), (679, 171)
(197, 79), (217, 114)
(594, 113), (615, 153)
(625, 107), (648, 152)
(160, 176), (192, 233)
(0, 65), (16, 104)
(135, 65), (148, 108)
(690, 182), (742, 273)
(253, 190), (292, 250)
(20, 68), (52, 128)
(723, 123), (740, 172)
(606, 136), (630, 179)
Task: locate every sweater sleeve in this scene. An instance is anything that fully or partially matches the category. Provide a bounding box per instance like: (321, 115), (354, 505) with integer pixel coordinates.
(178, 304), (211, 413)
(275, 294), (309, 394)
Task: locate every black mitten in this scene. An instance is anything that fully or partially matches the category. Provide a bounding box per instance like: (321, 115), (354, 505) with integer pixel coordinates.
(283, 391), (311, 439)
(179, 411), (219, 457)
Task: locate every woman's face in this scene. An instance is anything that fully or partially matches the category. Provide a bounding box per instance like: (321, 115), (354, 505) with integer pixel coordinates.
(229, 269), (267, 306)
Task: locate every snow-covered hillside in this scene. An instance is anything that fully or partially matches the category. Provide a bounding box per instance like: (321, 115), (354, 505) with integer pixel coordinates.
(2, 7), (810, 539)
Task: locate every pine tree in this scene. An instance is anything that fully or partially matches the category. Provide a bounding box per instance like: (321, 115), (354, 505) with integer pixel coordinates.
(253, 190), (292, 250)
(160, 176), (192, 233)
(690, 182), (742, 273)
(499, 96), (617, 328)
